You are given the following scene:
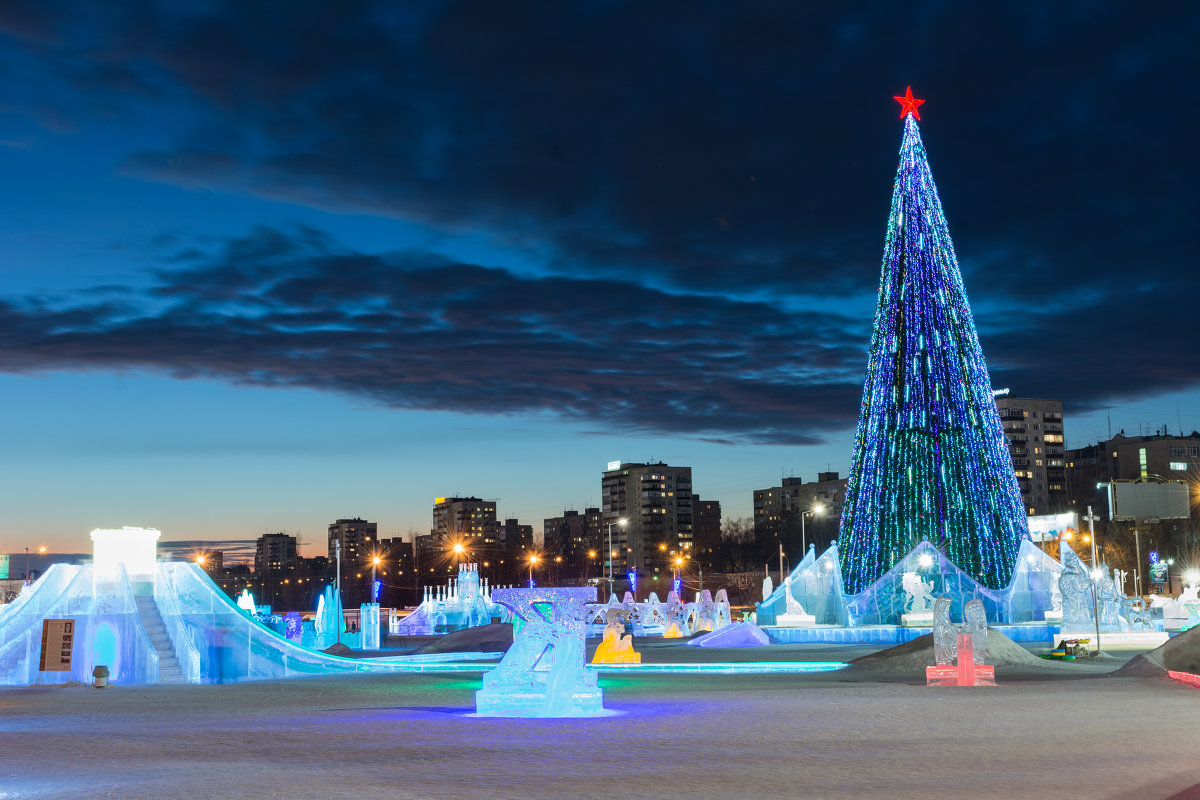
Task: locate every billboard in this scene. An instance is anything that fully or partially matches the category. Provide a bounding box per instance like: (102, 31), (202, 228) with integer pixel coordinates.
(1106, 481), (1190, 521)
(1027, 512), (1078, 543)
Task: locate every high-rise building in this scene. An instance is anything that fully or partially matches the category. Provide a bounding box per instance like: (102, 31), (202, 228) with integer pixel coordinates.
(432, 497), (499, 549)
(196, 549), (223, 573)
(327, 518), (377, 570)
(376, 537), (415, 577)
(691, 496), (722, 575)
(692, 496), (722, 551)
(542, 508), (601, 560)
(601, 461), (693, 580)
(498, 518), (535, 553)
(994, 395), (1067, 516)
(1067, 428), (1200, 519)
(754, 473), (845, 553)
(255, 533), (298, 575)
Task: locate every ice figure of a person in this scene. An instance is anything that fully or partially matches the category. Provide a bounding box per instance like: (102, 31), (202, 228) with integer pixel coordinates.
(1058, 554), (1092, 628)
(784, 576), (806, 617)
(762, 575), (774, 603)
(902, 572), (934, 614)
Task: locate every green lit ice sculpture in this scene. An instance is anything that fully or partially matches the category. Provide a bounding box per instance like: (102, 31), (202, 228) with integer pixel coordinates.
(475, 587), (604, 717)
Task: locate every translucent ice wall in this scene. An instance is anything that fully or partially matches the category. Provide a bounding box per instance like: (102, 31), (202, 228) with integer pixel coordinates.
(758, 545), (848, 626)
(1001, 539), (1064, 623)
(1, 560), (504, 686)
(759, 537), (1062, 629)
(0, 564), (158, 686)
(843, 540), (1004, 626)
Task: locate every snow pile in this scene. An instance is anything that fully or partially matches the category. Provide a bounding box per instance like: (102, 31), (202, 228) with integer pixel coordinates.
(1112, 625), (1200, 678)
(411, 621), (513, 655)
(686, 621), (771, 648)
(849, 628), (1043, 673)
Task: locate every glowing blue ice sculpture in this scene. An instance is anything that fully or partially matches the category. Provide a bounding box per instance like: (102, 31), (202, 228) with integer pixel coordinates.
(313, 585), (344, 649)
(475, 586), (603, 717)
(360, 603), (380, 651)
(236, 589), (257, 615)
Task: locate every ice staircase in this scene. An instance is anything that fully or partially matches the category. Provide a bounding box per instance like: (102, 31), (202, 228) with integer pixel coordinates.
(134, 595), (184, 684)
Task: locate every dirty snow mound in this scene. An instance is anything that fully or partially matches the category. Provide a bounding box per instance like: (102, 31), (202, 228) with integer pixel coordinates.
(411, 622), (513, 655)
(849, 628), (1042, 673)
(1112, 625), (1200, 678)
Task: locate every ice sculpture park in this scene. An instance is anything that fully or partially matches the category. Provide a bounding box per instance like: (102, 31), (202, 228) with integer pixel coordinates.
(0, 528), (501, 686)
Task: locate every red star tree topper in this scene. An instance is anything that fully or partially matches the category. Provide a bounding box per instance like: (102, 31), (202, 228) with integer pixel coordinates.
(893, 86), (925, 120)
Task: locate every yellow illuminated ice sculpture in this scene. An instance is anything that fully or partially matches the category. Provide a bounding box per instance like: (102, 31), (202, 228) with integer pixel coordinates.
(591, 609), (641, 663)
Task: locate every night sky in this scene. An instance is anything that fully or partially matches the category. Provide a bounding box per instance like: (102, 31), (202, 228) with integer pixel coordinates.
(2, 3), (1197, 555)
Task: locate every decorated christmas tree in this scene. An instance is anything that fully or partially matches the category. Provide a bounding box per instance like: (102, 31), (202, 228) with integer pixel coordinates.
(837, 88), (1028, 593)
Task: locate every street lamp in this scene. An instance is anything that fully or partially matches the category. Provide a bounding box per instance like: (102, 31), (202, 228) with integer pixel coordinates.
(801, 503), (825, 556)
(528, 554), (541, 588)
(371, 555), (382, 603)
(1082, 506), (1100, 568)
(1089, 567), (1104, 656)
(672, 553), (704, 601)
(606, 518), (627, 601)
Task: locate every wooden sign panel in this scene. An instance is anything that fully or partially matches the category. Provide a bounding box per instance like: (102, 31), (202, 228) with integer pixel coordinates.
(39, 619), (75, 672)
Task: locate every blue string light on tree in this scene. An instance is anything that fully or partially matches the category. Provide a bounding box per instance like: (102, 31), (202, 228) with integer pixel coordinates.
(837, 88), (1028, 593)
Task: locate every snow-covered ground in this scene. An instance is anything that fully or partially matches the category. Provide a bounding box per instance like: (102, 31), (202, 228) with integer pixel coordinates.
(1, 639), (1198, 800)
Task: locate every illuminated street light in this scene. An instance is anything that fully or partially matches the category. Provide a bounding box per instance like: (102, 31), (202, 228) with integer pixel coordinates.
(802, 504), (825, 556)
(528, 554), (541, 588)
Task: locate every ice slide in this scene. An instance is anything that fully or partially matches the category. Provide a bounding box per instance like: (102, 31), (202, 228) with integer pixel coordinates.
(0, 561), (500, 686)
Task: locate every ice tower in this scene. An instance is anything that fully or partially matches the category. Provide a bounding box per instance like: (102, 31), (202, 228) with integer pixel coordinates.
(837, 89), (1028, 593)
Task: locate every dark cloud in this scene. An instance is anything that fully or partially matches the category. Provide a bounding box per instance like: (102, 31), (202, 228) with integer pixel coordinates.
(7, 3), (1192, 298)
(0, 3), (1197, 432)
(0, 226), (867, 445)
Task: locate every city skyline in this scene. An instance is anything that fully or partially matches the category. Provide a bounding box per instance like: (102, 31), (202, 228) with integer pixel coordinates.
(2, 5), (1198, 555)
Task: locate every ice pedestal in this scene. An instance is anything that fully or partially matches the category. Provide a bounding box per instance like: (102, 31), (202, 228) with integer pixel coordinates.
(360, 603), (380, 651)
(777, 578), (816, 626)
(928, 598), (993, 686)
(476, 587), (603, 717)
(926, 632), (995, 687)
